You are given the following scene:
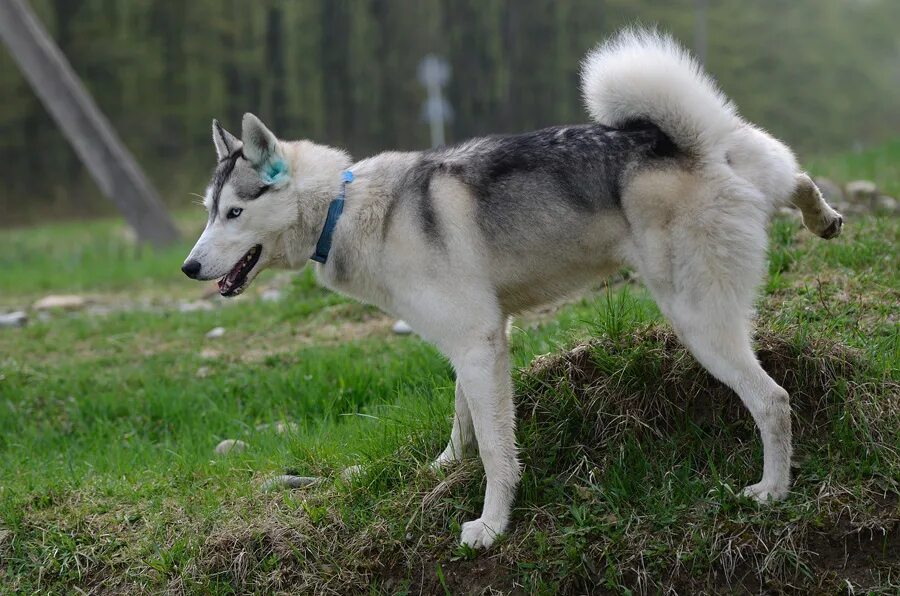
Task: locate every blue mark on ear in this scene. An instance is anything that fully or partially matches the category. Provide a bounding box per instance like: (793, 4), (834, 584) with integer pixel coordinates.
(260, 159), (289, 185)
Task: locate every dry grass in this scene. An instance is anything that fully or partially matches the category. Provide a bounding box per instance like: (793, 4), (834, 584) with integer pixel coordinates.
(134, 326), (897, 594)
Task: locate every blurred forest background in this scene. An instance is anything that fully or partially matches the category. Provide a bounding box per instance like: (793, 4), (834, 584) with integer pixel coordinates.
(1, 0), (899, 225)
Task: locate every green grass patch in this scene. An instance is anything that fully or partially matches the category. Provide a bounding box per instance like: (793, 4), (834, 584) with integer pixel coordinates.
(0, 214), (198, 299)
(0, 150), (898, 592)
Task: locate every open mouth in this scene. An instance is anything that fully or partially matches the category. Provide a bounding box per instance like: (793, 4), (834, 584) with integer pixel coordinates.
(218, 245), (261, 297)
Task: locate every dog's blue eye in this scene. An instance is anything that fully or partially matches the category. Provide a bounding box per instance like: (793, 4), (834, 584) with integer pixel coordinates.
(226, 207), (243, 219)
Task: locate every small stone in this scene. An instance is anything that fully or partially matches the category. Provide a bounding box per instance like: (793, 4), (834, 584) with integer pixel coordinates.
(179, 300), (214, 313)
(199, 348), (220, 360)
(255, 420), (299, 434)
(342, 464), (363, 481)
(115, 226), (138, 245)
(813, 177), (845, 204)
(874, 195), (897, 214)
(260, 289), (283, 302)
(32, 294), (86, 311)
(0, 311), (27, 328)
(843, 203), (869, 216)
(214, 439), (247, 456)
(260, 475), (321, 492)
(195, 366), (211, 378)
(392, 320), (413, 335)
(845, 180), (878, 205)
(205, 326), (226, 339)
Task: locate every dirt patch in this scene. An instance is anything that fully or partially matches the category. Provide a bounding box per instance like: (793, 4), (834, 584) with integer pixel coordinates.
(804, 493), (899, 591)
(237, 311), (396, 364)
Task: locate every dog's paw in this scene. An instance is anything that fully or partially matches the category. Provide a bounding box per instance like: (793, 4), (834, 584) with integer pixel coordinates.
(429, 450), (461, 473)
(460, 518), (504, 549)
(428, 457), (449, 474)
(818, 213), (843, 239)
(741, 481), (789, 502)
(805, 210), (843, 240)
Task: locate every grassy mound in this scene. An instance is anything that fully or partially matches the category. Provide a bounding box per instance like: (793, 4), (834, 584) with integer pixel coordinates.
(187, 326), (898, 594)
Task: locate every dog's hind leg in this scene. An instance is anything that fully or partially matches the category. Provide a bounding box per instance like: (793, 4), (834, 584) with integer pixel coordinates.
(790, 173), (843, 239)
(430, 380), (476, 471)
(632, 185), (792, 500)
(656, 296), (792, 500)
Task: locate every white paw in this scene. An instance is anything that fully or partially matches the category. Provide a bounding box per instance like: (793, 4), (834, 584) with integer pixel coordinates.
(460, 518), (504, 549)
(741, 481), (789, 502)
(808, 211), (843, 239)
(429, 458), (449, 473)
(429, 450), (459, 473)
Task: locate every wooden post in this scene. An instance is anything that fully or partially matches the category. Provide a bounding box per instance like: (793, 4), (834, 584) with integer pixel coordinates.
(0, 0), (180, 247)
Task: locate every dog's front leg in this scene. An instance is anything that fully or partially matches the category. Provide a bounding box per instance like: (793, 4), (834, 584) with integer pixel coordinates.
(450, 327), (521, 549)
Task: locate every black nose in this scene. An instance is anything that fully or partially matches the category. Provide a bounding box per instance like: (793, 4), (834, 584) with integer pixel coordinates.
(181, 259), (201, 279)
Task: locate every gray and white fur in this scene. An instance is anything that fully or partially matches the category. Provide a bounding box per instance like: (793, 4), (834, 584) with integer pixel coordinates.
(183, 28), (843, 549)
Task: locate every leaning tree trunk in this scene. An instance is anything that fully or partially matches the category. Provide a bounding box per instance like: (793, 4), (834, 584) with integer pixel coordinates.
(0, 0), (179, 247)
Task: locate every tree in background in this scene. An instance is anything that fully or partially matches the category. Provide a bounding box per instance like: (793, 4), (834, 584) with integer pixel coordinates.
(1, 0), (898, 224)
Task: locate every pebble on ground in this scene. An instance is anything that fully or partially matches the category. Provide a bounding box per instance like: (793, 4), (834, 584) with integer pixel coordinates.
(214, 439), (247, 456)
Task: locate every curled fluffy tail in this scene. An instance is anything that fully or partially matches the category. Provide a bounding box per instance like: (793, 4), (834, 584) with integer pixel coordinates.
(581, 28), (739, 158)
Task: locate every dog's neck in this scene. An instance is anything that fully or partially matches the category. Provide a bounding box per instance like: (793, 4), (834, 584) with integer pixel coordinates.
(310, 170), (354, 264)
(273, 142), (416, 311)
(275, 140), (353, 269)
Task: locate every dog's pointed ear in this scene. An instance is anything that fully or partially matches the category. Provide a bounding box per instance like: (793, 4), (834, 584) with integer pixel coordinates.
(212, 119), (240, 160)
(242, 113), (289, 186)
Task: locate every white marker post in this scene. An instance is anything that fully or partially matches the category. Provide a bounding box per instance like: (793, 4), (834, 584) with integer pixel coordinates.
(418, 55), (452, 148)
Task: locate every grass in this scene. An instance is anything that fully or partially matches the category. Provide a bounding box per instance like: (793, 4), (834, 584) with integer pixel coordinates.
(0, 214), (200, 302)
(0, 146), (898, 593)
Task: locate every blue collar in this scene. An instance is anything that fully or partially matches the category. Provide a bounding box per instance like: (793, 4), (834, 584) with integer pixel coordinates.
(311, 170), (354, 264)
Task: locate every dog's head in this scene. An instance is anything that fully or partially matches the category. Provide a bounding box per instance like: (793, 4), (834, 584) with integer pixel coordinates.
(182, 114), (300, 297)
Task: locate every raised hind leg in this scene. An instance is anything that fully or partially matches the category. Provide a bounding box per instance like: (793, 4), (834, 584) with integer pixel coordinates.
(791, 173), (843, 239)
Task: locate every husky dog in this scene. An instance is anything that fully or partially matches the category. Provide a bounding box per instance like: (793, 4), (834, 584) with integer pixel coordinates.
(183, 29), (843, 549)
